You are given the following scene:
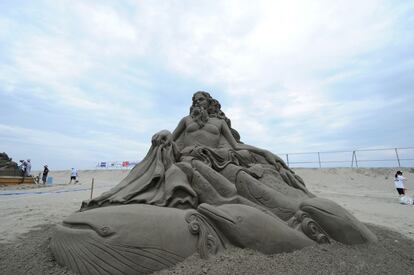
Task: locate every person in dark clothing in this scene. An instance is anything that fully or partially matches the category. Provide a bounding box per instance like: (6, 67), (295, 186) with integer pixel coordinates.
(42, 165), (49, 185)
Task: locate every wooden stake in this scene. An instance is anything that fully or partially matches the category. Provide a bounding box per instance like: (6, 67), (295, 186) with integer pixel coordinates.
(90, 178), (94, 200)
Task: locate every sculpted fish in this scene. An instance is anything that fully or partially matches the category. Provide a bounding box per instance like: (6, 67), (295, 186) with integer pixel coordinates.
(299, 197), (377, 244)
(50, 205), (201, 275)
(234, 170), (303, 220)
(197, 203), (315, 254)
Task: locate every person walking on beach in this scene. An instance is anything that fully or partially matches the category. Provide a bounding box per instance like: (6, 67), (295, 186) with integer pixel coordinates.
(394, 171), (407, 196)
(69, 167), (78, 184)
(42, 165), (49, 185)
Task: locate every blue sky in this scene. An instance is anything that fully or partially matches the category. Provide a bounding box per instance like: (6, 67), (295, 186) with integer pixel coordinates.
(1, 0), (414, 170)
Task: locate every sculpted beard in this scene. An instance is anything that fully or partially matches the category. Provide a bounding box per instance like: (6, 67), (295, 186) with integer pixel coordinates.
(190, 106), (209, 128)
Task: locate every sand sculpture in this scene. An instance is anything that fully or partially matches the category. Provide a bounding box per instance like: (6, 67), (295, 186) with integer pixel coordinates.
(51, 91), (377, 274)
(0, 152), (19, 176)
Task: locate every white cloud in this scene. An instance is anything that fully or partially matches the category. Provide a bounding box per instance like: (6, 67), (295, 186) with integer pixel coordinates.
(0, 123), (150, 168)
(0, 17), (13, 38)
(110, 0), (399, 151)
(5, 0), (396, 112)
(13, 36), (92, 82)
(137, 0), (394, 91)
(1, 0), (413, 168)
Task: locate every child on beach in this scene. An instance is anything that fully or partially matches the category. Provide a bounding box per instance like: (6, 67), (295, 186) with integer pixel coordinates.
(394, 171), (413, 205)
(394, 171), (407, 196)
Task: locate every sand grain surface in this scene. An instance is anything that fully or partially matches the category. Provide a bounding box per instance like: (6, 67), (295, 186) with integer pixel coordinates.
(1, 168), (413, 274)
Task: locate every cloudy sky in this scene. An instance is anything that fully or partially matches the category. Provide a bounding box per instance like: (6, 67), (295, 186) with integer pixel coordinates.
(1, 0), (414, 170)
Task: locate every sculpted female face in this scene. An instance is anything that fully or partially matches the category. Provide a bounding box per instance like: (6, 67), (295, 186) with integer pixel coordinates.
(193, 93), (209, 109)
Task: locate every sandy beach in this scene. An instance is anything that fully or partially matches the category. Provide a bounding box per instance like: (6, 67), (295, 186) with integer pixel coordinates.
(1, 168), (413, 274)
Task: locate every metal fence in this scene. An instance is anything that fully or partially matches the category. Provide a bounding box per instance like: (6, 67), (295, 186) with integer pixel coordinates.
(278, 147), (414, 168)
(95, 147), (414, 169)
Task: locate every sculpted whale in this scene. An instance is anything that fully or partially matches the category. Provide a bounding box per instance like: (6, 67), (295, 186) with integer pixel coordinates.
(51, 205), (202, 275)
(197, 203), (315, 254)
(299, 197), (377, 244)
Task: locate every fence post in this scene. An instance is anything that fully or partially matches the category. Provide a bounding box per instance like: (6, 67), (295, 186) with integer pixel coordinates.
(354, 151), (358, 168)
(317, 152), (321, 168)
(90, 178), (95, 200)
(286, 154), (289, 166)
(351, 151), (355, 168)
(395, 148), (401, 167)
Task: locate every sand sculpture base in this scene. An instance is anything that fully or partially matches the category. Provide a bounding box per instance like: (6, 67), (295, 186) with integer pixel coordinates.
(51, 200), (376, 275)
(0, 176), (35, 185)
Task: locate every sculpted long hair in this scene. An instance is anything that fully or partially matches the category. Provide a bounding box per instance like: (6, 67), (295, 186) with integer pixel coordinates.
(191, 91), (242, 143)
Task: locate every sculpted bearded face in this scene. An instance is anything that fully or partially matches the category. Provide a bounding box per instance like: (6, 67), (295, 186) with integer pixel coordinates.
(190, 91), (228, 129)
(192, 92), (210, 109)
(190, 91), (212, 127)
(190, 105), (209, 128)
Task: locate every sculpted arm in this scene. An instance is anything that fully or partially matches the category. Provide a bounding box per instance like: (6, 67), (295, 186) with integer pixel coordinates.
(151, 117), (187, 145)
(172, 117), (188, 141)
(220, 120), (289, 169)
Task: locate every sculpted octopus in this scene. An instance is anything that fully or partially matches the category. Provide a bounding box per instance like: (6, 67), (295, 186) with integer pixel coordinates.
(51, 91), (377, 275)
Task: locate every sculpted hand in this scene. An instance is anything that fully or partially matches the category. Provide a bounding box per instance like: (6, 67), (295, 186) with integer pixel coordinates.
(263, 150), (288, 170)
(151, 130), (173, 146)
(263, 150), (277, 166)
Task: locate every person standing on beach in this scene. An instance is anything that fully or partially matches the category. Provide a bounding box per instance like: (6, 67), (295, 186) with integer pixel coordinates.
(25, 159), (32, 176)
(42, 165), (49, 185)
(19, 160), (26, 176)
(69, 168), (78, 184)
(394, 171), (407, 196)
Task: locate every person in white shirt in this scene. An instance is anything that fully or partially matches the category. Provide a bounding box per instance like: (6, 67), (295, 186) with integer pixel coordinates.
(394, 170), (406, 196)
(19, 160), (26, 176)
(25, 159), (31, 176)
(69, 168), (78, 184)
